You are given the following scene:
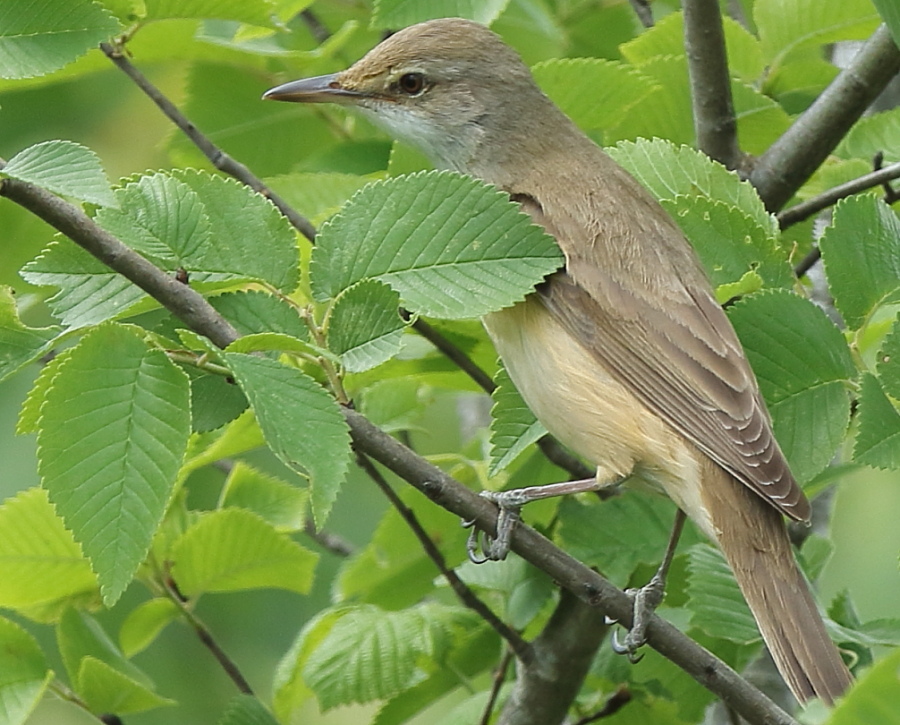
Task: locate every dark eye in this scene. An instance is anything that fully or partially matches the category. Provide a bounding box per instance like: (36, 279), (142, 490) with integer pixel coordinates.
(398, 72), (426, 95)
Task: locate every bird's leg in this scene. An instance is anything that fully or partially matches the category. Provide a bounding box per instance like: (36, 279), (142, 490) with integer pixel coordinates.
(610, 508), (687, 661)
(465, 474), (612, 562)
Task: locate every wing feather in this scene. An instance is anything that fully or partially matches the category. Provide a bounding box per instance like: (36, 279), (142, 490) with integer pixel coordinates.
(512, 175), (809, 521)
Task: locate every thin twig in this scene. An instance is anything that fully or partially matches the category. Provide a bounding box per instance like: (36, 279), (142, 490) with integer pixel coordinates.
(162, 576), (254, 695)
(628, 0), (654, 28)
(537, 435), (595, 481)
(99, 41), (318, 242)
(300, 9), (331, 43)
(750, 24), (900, 211)
(354, 452), (533, 664)
(304, 520), (355, 557)
(571, 687), (633, 724)
(479, 647), (514, 725)
(0, 170), (239, 349)
(778, 158), (900, 230)
(407, 315), (497, 393)
(683, 0), (741, 169)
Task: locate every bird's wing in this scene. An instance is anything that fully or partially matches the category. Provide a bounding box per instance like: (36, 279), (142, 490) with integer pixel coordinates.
(513, 183), (809, 522)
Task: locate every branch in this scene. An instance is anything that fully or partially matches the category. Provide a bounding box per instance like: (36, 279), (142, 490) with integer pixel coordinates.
(162, 576), (254, 695)
(0, 170), (239, 349)
(99, 41), (318, 242)
(628, 0), (654, 28)
(406, 314), (497, 393)
(303, 520), (355, 557)
(343, 408), (800, 725)
(497, 590), (609, 725)
(683, 0), (741, 169)
(0, 177), (800, 725)
(355, 452), (533, 663)
(480, 648), (514, 725)
(571, 687), (632, 725)
(749, 24), (900, 211)
(778, 158), (900, 229)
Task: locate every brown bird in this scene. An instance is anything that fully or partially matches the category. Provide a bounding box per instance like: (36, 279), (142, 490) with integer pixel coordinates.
(264, 18), (852, 705)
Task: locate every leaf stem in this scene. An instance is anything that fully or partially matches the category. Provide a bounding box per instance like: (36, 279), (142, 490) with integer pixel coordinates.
(354, 452), (534, 663)
(160, 573), (255, 696)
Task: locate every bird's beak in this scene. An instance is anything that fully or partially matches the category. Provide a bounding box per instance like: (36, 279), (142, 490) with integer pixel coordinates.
(262, 74), (362, 104)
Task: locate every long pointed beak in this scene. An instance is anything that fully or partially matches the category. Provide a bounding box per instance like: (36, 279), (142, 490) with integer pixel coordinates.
(263, 74), (362, 104)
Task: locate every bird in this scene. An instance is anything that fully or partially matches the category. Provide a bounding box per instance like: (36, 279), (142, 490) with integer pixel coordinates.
(263, 17), (853, 705)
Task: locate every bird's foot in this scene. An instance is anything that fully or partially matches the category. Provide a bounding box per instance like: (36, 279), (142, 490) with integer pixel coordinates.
(463, 489), (533, 562)
(608, 570), (667, 662)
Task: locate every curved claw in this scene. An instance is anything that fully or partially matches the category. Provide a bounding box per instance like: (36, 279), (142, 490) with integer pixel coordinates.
(465, 526), (491, 564)
(610, 628), (645, 663)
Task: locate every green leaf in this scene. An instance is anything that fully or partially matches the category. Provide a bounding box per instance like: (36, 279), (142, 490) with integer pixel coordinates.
(874, 0), (900, 48)
(0, 615), (51, 725)
(20, 238), (146, 327)
(827, 646), (900, 725)
(210, 291), (308, 339)
(17, 348), (73, 436)
(225, 332), (316, 356)
(78, 656), (173, 715)
(2, 140), (117, 207)
(186, 367), (249, 434)
(119, 598), (179, 658)
(327, 279), (407, 372)
(660, 197), (792, 291)
(373, 626), (499, 725)
(337, 488), (466, 609)
(456, 555), (554, 630)
(488, 365), (547, 477)
(877, 315), (900, 399)
(37, 324), (191, 605)
(820, 195), (900, 329)
(173, 170), (300, 292)
(685, 544), (759, 644)
(311, 171), (563, 318)
(619, 10), (765, 82)
(754, 0), (880, 69)
(219, 694), (280, 725)
(531, 58), (658, 133)
(223, 353), (350, 524)
(607, 138), (773, 231)
(143, 0), (279, 27)
(95, 173), (213, 268)
(371, 0), (510, 28)
(266, 172), (377, 227)
(728, 290), (856, 483)
(557, 493), (698, 587)
(837, 108), (900, 164)
(605, 55), (694, 146)
(854, 374), (900, 470)
(171, 508), (318, 596)
(0, 487), (97, 617)
(57, 608), (148, 688)
(0, 285), (59, 383)
(302, 603), (472, 709)
(170, 62), (335, 178)
(0, 0), (120, 79)
(219, 461), (308, 532)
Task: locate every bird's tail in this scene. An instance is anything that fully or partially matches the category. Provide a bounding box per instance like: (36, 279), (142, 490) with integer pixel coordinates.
(701, 464), (853, 705)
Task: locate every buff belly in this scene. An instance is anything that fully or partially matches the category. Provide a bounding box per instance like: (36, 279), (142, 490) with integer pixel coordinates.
(483, 296), (717, 540)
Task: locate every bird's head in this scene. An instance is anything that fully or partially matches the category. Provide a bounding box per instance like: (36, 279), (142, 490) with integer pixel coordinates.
(263, 18), (546, 174)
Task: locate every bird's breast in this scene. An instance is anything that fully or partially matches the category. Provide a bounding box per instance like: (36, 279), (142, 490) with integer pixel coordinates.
(483, 295), (716, 538)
